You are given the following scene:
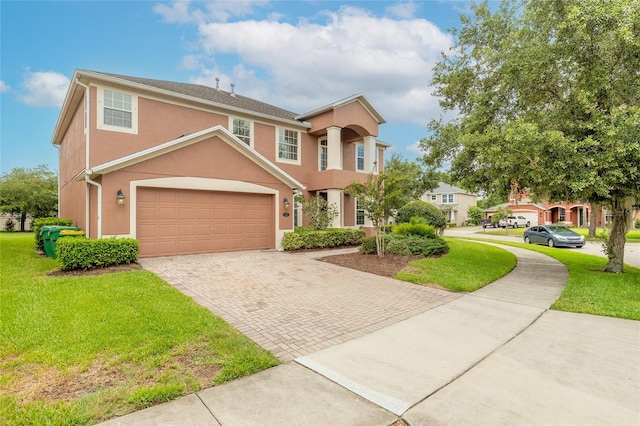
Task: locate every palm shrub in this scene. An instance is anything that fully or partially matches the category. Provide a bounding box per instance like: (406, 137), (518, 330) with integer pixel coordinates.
(392, 217), (437, 239)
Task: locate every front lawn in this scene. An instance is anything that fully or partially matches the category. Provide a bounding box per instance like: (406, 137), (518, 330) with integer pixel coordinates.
(469, 238), (640, 320)
(396, 239), (517, 292)
(0, 233), (278, 425)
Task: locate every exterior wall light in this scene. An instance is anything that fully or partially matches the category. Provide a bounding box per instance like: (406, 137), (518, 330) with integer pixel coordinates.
(283, 197), (290, 217)
(116, 189), (126, 206)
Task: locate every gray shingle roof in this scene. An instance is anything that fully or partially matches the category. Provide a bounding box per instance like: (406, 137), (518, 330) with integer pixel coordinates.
(427, 182), (475, 195)
(85, 70), (301, 122)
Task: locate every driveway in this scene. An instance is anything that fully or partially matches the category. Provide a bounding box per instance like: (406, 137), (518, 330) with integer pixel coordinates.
(139, 248), (459, 362)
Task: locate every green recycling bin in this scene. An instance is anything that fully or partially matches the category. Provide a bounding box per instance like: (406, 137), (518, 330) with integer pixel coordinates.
(41, 226), (55, 257)
(49, 226), (84, 259)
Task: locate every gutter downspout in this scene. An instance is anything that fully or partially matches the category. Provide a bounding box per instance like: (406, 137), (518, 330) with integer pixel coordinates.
(76, 78), (102, 238)
(52, 144), (61, 218)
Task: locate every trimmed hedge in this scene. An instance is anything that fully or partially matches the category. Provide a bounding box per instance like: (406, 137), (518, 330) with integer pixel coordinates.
(56, 237), (139, 271)
(33, 217), (73, 252)
(393, 222), (437, 239)
(281, 228), (365, 251)
(386, 235), (449, 256)
(359, 234), (448, 256)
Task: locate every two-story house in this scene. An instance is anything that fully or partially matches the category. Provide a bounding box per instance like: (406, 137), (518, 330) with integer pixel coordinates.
(422, 182), (477, 226)
(52, 70), (388, 257)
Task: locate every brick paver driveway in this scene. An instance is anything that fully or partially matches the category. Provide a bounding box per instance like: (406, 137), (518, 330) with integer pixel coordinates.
(140, 249), (459, 362)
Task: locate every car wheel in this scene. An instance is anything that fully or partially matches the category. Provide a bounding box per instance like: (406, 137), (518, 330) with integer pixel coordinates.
(524, 236), (531, 244)
(514, 223), (518, 229)
(576, 245), (584, 249)
(547, 238), (555, 247)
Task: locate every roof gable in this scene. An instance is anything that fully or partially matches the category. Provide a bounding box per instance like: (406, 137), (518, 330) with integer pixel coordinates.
(295, 93), (386, 124)
(78, 125), (305, 189)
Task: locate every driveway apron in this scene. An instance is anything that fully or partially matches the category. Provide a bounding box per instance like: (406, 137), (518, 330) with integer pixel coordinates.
(139, 248), (459, 362)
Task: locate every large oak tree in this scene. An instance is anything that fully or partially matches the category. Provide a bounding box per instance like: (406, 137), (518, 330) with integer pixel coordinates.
(422, 0), (640, 272)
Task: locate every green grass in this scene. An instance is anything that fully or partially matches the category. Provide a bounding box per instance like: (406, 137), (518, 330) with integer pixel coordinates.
(395, 239), (517, 292)
(480, 226), (640, 242)
(0, 233), (278, 425)
(461, 237), (640, 320)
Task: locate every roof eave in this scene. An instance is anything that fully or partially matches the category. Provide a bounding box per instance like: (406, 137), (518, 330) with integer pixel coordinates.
(78, 70), (312, 129)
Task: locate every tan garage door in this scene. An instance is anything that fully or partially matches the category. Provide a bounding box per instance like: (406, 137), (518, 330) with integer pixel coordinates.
(137, 187), (274, 257)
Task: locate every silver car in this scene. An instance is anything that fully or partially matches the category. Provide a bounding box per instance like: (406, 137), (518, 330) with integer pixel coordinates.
(523, 225), (585, 248)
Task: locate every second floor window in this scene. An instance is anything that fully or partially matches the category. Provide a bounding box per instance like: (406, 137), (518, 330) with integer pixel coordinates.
(232, 118), (251, 145)
(319, 139), (327, 170)
(278, 128), (299, 161)
(442, 194), (454, 203)
(104, 90), (132, 128)
(356, 144), (365, 171)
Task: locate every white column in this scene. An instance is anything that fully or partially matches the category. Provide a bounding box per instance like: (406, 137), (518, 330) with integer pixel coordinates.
(363, 136), (377, 174)
(327, 126), (342, 170)
(327, 189), (342, 228)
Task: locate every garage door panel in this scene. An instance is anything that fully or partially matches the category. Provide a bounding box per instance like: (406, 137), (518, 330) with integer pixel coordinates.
(137, 187), (274, 257)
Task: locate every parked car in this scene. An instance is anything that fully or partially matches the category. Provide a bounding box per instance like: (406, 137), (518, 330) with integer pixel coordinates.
(523, 225), (585, 248)
(480, 216), (499, 228)
(499, 215), (529, 228)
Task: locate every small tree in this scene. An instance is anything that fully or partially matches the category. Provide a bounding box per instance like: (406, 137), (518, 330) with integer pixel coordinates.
(0, 165), (58, 231)
(396, 200), (447, 235)
(346, 171), (406, 256)
(491, 206), (512, 226)
(295, 194), (339, 230)
(467, 206), (484, 225)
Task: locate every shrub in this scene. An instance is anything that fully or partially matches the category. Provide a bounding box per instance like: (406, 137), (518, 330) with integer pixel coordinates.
(33, 217), (73, 252)
(4, 218), (15, 232)
(386, 234), (449, 256)
(393, 221), (437, 239)
(359, 236), (380, 254)
(635, 219), (640, 230)
(396, 201), (447, 233)
(281, 228), (365, 250)
(56, 237), (139, 270)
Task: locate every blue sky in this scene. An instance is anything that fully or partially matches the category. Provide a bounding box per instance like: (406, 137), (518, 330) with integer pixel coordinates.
(1, 0), (473, 174)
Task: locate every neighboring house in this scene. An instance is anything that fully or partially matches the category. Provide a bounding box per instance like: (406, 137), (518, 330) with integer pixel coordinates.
(53, 70), (389, 257)
(483, 198), (603, 227)
(422, 182), (477, 226)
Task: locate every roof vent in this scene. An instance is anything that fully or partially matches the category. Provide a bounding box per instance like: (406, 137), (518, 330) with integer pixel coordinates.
(215, 77), (220, 91)
(230, 83), (236, 97)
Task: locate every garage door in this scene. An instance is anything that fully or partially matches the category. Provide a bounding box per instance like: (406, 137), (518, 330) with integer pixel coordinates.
(512, 210), (540, 227)
(137, 187), (274, 257)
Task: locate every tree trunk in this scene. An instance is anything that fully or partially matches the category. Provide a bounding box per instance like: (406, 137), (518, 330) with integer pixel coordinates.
(20, 212), (27, 232)
(604, 204), (631, 273)
(588, 202), (599, 238)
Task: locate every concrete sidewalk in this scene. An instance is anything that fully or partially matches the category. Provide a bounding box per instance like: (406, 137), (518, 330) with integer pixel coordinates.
(102, 243), (640, 426)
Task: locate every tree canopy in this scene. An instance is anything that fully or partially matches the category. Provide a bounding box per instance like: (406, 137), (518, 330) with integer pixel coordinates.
(421, 0), (640, 272)
(0, 165), (58, 231)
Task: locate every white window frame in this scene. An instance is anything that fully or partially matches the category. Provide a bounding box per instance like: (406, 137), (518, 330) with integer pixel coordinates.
(96, 85), (138, 135)
(230, 117), (253, 147)
(356, 198), (365, 226)
(276, 127), (301, 165)
(356, 143), (365, 172)
(441, 194), (454, 204)
(431, 195), (437, 201)
(319, 138), (328, 171)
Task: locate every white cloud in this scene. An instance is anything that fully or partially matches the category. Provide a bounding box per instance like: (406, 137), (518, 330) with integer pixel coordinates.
(154, 0), (268, 23)
(18, 70), (70, 108)
(385, 1), (420, 19)
(186, 5), (452, 124)
(406, 140), (423, 156)
(0, 80), (10, 92)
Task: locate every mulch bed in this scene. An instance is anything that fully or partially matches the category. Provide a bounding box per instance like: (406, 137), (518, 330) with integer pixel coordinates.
(316, 252), (423, 277)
